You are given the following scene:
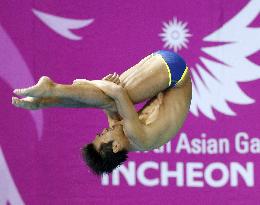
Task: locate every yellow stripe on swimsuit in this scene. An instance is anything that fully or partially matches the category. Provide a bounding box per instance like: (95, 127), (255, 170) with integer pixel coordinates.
(153, 50), (188, 87)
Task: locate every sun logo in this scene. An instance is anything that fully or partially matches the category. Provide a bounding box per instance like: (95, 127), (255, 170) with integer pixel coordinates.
(159, 17), (192, 52)
(158, 0), (260, 120)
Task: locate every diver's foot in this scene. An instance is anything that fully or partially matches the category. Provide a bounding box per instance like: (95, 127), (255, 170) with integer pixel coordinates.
(13, 76), (54, 97)
(12, 96), (41, 110)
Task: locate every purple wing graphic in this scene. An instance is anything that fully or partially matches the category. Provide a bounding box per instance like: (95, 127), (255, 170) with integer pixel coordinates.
(0, 146), (25, 205)
(0, 25), (43, 140)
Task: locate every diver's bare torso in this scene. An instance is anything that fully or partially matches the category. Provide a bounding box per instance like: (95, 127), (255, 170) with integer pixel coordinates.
(123, 70), (192, 151)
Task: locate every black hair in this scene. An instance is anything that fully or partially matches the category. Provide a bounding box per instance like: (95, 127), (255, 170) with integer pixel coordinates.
(81, 141), (128, 175)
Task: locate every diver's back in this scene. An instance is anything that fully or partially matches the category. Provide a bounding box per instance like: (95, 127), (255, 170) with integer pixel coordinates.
(141, 70), (192, 150)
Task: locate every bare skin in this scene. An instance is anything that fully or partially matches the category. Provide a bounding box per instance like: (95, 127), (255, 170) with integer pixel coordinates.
(12, 53), (192, 152)
(91, 71), (192, 151)
(13, 54), (169, 110)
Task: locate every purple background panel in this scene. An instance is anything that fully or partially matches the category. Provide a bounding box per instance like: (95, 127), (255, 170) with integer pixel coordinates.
(0, 0), (260, 204)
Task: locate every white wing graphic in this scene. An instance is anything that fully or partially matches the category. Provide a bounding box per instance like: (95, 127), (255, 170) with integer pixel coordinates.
(190, 0), (260, 120)
(32, 9), (94, 40)
(0, 146), (25, 205)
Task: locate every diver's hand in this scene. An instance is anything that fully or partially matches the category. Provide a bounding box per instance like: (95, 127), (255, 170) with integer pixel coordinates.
(72, 79), (91, 84)
(102, 72), (120, 85)
(91, 80), (125, 100)
(73, 72), (120, 85)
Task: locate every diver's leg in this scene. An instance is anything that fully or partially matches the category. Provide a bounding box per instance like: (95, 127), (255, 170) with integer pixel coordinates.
(13, 53), (171, 107)
(119, 54), (154, 84)
(120, 54), (170, 103)
(13, 76), (116, 110)
(11, 96), (101, 110)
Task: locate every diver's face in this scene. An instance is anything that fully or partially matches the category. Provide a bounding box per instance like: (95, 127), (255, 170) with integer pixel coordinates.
(92, 128), (115, 150)
(92, 126), (128, 153)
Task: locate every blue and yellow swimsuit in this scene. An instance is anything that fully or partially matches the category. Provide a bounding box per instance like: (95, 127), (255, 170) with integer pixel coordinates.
(153, 50), (188, 87)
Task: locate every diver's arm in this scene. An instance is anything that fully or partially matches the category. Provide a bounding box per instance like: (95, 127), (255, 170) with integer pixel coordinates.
(113, 90), (148, 148)
(91, 80), (148, 148)
(103, 109), (122, 127)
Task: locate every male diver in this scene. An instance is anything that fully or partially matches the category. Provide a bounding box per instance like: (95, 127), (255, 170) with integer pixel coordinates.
(12, 50), (192, 175)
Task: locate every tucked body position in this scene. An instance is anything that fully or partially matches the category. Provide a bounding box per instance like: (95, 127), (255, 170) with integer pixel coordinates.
(12, 50), (192, 175)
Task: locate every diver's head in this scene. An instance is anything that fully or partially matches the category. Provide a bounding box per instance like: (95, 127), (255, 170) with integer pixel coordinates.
(81, 124), (129, 175)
